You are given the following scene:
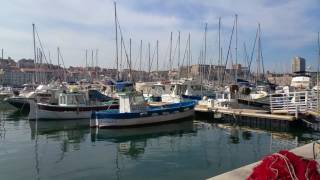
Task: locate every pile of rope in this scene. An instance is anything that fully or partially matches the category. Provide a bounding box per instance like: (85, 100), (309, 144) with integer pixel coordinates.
(248, 150), (320, 180)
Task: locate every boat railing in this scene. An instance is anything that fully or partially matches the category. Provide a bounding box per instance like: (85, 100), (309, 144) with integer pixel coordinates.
(270, 91), (318, 116)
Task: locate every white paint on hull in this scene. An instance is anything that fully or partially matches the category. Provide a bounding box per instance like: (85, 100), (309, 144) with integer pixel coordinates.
(28, 100), (92, 120)
(93, 109), (194, 128)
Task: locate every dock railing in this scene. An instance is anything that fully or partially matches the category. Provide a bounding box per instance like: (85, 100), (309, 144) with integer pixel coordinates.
(270, 91), (318, 117)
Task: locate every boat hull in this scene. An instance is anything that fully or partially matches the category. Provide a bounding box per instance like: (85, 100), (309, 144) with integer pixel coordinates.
(28, 100), (119, 120)
(91, 108), (194, 128)
(5, 97), (30, 111)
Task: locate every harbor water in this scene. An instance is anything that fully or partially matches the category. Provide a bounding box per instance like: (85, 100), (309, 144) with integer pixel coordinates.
(0, 109), (319, 180)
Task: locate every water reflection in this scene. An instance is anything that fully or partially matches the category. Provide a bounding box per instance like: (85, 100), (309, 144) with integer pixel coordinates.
(29, 120), (90, 150)
(2, 111), (320, 180)
(91, 120), (196, 159)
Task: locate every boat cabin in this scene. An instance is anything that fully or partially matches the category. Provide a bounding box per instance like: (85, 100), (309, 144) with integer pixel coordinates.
(58, 93), (87, 106)
(118, 92), (146, 113)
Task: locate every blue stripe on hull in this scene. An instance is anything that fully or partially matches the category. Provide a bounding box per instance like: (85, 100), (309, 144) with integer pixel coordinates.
(92, 101), (196, 120)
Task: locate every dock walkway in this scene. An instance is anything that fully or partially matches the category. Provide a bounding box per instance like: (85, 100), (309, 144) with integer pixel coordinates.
(195, 105), (296, 121)
(208, 142), (319, 180)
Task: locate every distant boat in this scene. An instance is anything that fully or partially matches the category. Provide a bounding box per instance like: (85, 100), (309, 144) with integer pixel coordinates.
(91, 91), (195, 128)
(0, 86), (13, 101)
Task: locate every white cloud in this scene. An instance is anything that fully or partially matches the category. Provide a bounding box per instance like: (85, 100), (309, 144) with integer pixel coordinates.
(0, 0), (319, 72)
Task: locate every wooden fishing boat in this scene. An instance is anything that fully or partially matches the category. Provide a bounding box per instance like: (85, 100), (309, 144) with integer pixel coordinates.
(28, 92), (118, 120)
(91, 92), (195, 128)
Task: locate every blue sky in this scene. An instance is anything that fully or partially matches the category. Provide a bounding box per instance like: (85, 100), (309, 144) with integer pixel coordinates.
(0, 0), (319, 72)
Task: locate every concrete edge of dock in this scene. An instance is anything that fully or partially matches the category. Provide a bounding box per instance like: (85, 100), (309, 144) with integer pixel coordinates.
(207, 142), (316, 180)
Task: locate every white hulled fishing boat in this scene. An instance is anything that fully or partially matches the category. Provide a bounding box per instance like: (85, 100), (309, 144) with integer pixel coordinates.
(91, 91), (195, 128)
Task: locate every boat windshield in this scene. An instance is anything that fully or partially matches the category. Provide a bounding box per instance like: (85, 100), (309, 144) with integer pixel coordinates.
(132, 95), (145, 105)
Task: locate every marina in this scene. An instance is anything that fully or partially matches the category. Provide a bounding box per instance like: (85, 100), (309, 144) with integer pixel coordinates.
(1, 0), (320, 179)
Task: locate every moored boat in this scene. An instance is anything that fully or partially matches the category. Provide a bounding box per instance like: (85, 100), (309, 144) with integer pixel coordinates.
(91, 91), (196, 128)
(28, 91), (118, 120)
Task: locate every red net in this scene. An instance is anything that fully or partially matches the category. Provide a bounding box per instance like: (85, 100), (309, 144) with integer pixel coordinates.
(247, 150), (320, 180)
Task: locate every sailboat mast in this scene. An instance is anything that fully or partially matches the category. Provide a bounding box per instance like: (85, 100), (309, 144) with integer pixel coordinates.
(139, 40), (142, 81)
(96, 49), (99, 79)
(204, 23), (207, 81)
(57, 47), (60, 81)
(114, 2), (119, 80)
(317, 32), (320, 111)
(178, 31), (181, 77)
(96, 49), (98, 67)
(256, 24), (261, 82)
(235, 14), (238, 82)
(32, 23), (37, 84)
(156, 40), (159, 78)
(129, 38), (132, 81)
(148, 42), (151, 80)
(188, 33), (191, 78)
(85, 49), (88, 69)
(169, 32), (173, 71)
(218, 17), (221, 85)
(91, 50), (94, 68)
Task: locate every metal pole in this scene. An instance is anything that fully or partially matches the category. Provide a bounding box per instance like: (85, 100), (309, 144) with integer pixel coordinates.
(218, 17), (221, 85)
(139, 40), (142, 81)
(204, 23), (207, 81)
(188, 33), (191, 79)
(157, 40), (159, 79)
(85, 49), (88, 69)
(169, 32), (172, 71)
(235, 14), (238, 83)
(114, 2), (119, 80)
(317, 32), (320, 112)
(129, 38), (132, 81)
(178, 31), (181, 78)
(148, 42), (151, 80)
(32, 24), (37, 84)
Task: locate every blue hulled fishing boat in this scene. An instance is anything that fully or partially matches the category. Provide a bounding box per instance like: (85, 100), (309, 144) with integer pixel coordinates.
(90, 91), (196, 128)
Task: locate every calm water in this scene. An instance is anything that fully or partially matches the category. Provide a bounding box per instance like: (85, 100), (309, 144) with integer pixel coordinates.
(0, 110), (320, 180)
